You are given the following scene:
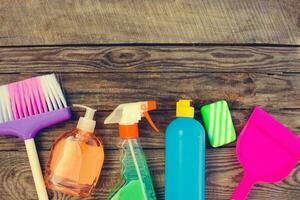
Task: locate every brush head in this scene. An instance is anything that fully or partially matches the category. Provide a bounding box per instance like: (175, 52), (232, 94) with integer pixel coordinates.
(0, 74), (68, 123)
(0, 74), (71, 140)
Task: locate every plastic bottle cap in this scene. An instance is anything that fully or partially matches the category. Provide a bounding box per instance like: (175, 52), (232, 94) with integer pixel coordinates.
(176, 100), (194, 118)
(73, 104), (97, 133)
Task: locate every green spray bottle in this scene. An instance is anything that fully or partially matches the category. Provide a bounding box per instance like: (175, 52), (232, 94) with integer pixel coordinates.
(104, 101), (159, 200)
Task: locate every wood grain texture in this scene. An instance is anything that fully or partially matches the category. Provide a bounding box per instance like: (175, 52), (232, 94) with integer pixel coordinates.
(0, 0), (299, 45)
(0, 72), (299, 110)
(0, 46), (299, 73)
(0, 149), (300, 200)
(0, 46), (299, 199)
(0, 109), (299, 151)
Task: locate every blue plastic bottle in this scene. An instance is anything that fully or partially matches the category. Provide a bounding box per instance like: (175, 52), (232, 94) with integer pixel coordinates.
(165, 100), (206, 200)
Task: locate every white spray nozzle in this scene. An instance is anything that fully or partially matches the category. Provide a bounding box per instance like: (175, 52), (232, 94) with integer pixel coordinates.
(104, 101), (159, 132)
(73, 104), (97, 133)
(104, 102), (147, 125)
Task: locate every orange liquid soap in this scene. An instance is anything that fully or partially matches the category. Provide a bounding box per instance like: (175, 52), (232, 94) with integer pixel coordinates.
(45, 105), (104, 197)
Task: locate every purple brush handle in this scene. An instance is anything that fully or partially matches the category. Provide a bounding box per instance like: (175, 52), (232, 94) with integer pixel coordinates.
(0, 108), (72, 140)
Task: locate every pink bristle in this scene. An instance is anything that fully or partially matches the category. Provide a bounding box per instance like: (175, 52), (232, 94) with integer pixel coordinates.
(8, 77), (50, 119)
(30, 78), (44, 114)
(24, 80), (34, 116)
(19, 82), (29, 117)
(14, 82), (25, 118)
(8, 82), (21, 119)
(36, 77), (48, 113)
(28, 81), (39, 115)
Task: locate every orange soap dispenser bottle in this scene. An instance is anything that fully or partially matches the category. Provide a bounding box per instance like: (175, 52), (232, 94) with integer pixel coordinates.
(44, 104), (104, 197)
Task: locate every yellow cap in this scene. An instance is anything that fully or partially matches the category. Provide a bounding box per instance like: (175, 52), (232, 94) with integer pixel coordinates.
(176, 100), (194, 117)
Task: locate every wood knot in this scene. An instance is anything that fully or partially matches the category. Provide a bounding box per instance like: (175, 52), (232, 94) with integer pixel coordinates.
(104, 48), (149, 66)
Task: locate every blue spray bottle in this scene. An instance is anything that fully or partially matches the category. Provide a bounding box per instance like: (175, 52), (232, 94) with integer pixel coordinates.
(165, 100), (206, 200)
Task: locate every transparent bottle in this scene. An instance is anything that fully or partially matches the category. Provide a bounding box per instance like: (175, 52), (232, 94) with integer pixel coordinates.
(108, 139), (156, 200)
(44, 105), (104, 197)
(104, 101), (159, 200)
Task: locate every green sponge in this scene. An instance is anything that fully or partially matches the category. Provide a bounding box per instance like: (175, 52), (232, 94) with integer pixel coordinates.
(201, 100), (236, 147)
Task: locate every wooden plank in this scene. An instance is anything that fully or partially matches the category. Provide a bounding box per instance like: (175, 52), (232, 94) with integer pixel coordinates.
(0, 72), (299, 110)
(0, 47), (299, 73)
(0, 109), (299, 151)
(0, 149), (299, 199)
(0, 45), (299, 200)
(0, 1), (299, 45)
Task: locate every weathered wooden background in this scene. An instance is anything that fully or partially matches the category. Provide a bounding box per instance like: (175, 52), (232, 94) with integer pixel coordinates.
(0, 1), (299, 200)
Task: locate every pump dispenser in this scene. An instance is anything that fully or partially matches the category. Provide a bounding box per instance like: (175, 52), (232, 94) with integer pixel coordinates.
(105, 101), (159, 200)
(74, 104), (96, 132)
(45, 105), (104, 197)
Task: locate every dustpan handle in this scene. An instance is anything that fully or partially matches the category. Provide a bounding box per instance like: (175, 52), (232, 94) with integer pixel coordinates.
(231, 173), (255, 200)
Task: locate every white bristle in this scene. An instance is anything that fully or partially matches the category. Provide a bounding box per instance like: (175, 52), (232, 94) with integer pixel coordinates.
(50, 75), (67, 108)
(0, 86), (13, 123)
(46, 75), (63, 109)
(40, 77), (54, 111)
(43, 78), (58, 111)
(40, 74), (67, 111)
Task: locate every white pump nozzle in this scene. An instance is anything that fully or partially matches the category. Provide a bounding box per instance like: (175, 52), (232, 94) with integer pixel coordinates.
(73, 104), (97, 133)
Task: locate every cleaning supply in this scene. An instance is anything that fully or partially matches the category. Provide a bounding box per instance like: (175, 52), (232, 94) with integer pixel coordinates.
(231, 106), (300, 200)
(201, 100), (236, 147)
(165, 100), (206, 200)
(104, 101), (159, 200)
(0, 74), (71, 200)
(45, 104), (104, 197)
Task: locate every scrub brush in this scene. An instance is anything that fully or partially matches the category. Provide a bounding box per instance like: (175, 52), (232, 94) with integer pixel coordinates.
(0, 74), (72, 200)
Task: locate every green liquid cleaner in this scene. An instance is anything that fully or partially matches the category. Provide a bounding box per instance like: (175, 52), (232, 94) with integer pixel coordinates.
(109, 140), (156, 200)
(104, 101), (159, 200)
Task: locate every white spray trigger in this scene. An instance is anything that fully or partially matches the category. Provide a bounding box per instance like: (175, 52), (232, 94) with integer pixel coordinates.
(73, 104), (97, 133)
(104, 102), (146, 125)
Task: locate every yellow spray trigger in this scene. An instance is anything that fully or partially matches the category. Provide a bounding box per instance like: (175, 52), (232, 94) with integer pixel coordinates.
(143, 111), (159, 133)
